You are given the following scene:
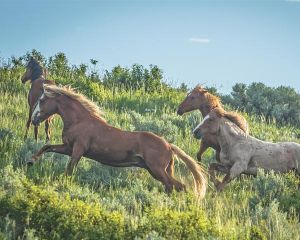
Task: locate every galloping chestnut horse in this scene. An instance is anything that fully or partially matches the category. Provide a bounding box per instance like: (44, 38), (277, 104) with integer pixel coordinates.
(177, 85), (249, 162)
(21, 58), (55, 142)
(29, 85), (206, 197)
(193, 107), (300, 191)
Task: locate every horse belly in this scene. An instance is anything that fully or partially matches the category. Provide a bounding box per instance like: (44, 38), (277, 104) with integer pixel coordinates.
(84, 149), (145, 168)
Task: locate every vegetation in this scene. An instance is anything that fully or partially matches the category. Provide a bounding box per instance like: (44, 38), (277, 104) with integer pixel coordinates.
(0, 50), (300, 239)
(222, 82), (300, 127)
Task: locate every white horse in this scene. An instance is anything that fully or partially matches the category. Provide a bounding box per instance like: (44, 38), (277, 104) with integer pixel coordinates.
(193, 107), (300, 191)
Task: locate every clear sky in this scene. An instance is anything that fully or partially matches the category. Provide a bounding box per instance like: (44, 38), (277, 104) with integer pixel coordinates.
(1, 0), (299, 93)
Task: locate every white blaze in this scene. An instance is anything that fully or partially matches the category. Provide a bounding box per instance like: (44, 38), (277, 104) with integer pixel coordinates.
(193, 115), (210, 133)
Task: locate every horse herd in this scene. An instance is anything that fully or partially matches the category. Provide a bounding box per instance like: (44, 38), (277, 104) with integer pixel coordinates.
(21, 58), (300, 198)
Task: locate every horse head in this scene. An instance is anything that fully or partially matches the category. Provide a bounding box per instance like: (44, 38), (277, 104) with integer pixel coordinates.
(177, 85), (208, 115)
(21, 57), (44, 83)
(193, 107), (224, 139)
(31, 85), (58, 126)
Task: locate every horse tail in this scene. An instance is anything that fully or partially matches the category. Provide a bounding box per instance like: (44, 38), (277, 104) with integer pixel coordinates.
(224, 111), (249, 134)
(170, 144), (206, 198)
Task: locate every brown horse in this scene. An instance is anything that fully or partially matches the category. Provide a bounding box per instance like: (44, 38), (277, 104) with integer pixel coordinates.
(177, 85), (249, 162)
(29, 85), (206, 197)
(21, 58), (55, 142)
(193, 107), (300, 191)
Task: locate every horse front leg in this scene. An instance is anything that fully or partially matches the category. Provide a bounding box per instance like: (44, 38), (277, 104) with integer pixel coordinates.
(34, 126), (39, 142)
(66, 142), (85, 176)
(208, 163), (230, 188)
(216, 160), (248, 192)
(27, 144), (72, 165)
(197, 141), (208, 162)
(24, 108), (32, 141)
(45, 118), (51, 143)
(216, 150), (221, 162)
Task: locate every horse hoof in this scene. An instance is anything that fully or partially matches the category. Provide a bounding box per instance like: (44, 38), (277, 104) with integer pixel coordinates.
(26, 159), (35, 166)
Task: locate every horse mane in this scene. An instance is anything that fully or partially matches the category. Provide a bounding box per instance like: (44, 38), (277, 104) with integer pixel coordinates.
(43, 84), (106, 121)
(213, 107), (249, 134)
(27, 58), (44, 81)
(193, 85), (222, 109)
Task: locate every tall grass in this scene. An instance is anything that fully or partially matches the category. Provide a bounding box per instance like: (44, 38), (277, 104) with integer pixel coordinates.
(0, 64), (300, 239)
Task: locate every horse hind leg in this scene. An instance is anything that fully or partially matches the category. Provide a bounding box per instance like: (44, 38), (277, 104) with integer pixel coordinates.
(146, 160), (176, 193)
(166, 157), (186, 191)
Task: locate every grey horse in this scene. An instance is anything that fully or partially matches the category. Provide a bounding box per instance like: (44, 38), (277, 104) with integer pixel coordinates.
(193, 107), (300, 191)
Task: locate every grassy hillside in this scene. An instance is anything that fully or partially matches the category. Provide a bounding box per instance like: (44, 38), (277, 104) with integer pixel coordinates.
(1, 63), (300, 239)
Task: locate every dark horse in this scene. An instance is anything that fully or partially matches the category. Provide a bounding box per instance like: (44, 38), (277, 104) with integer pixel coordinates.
(21, 58), (55, 142)
(177, 85), (249, 162)
(29, 85), (207, 198)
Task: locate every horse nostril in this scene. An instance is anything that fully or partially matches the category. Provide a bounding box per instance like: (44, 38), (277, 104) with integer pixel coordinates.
(177, 108), (183, 115)
(193, 129), (202, 139)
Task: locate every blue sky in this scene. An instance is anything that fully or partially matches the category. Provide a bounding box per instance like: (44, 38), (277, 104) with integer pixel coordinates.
(1, 0), (300, 93)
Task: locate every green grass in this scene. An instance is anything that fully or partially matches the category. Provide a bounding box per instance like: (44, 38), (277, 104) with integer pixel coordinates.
(1, 68), (300, 239)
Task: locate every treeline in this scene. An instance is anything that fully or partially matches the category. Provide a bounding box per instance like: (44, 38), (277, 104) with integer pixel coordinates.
(2, 49), (167, 93)
(222, 83), (300, 127)
(1, 49), (300, 127)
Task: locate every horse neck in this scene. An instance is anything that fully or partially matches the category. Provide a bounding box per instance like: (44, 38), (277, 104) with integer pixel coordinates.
(30, 76), (45, 84)
(57, 97), (93, 129)
(217, 120), (245, 149)
(198, 95), (221, 116)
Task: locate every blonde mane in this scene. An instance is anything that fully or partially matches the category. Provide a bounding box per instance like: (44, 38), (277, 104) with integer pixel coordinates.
(213, 107), (249, 134)
(193, 85), (222, 109)
(43, 84), (105, 121)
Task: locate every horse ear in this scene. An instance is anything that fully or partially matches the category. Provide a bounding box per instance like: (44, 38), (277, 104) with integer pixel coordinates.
(199, 86), (208, 93)
(196, 85), (208, 94)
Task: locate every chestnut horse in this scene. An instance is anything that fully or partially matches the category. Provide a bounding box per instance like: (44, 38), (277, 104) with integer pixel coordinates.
(29, 85), (206, 197)
(193, 107), (300, 191)
(177, 85), (249, 162)
(22, 58), (55, 142)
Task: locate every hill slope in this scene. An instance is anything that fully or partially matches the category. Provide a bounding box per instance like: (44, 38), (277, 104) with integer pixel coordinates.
(0, 64), (300, 239)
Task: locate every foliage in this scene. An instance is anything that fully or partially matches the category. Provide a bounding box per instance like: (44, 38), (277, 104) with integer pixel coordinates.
(222, 82), (300, 127)
(0, 50), (300, 239)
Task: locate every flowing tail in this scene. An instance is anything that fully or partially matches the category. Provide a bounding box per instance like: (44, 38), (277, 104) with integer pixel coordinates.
(170, 144), (207, 198)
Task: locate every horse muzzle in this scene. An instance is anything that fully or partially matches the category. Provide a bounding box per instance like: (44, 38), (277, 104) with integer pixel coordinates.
(193, 130), (202, 140)
(177, 108), (184, 116)
(21, 76), (28, 84)
(32, 116), (41, 126)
